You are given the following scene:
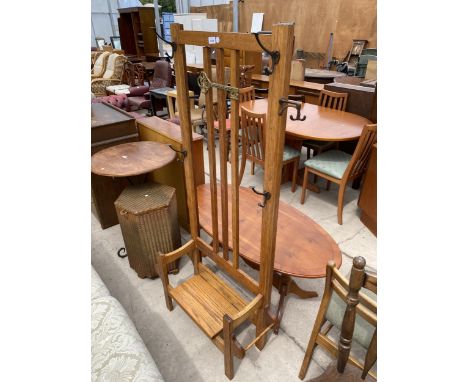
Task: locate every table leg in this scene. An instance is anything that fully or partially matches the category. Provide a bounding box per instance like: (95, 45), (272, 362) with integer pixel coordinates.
(272, 273), (319, 334)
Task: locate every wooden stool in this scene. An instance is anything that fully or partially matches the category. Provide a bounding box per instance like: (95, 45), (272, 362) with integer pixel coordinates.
(114, 182), (181, 278)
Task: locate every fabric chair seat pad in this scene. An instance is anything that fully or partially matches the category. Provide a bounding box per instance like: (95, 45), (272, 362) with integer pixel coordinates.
(325, 288), (376, 349)
(304, 150), (351, 179)
(283, 145), (301, 161)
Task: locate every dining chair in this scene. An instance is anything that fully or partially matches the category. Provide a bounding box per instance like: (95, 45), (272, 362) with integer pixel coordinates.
(240, 107), (300, 192)
(300, 124), (377, 225)
(303, 89), (349, 160)
(299, 256), (377, 381)
(167, 90), (205, 132)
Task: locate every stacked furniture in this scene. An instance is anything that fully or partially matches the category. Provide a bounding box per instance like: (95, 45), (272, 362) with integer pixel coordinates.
(91, 102), (138, 229)
(91, 267), (164, 381)
(117, 7), (158, 59)
(91, 53), (127, 97)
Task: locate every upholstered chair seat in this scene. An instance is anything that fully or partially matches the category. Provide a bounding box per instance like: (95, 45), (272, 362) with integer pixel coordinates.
(303, 150), (352, 179)
(283, 146), (301, 162)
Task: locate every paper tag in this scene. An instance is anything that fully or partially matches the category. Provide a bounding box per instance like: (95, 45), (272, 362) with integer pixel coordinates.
(208, 36), (220, 44)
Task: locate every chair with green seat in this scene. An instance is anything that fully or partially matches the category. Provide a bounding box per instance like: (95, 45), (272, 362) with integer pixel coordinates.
(240, 106), (300, 192)
(299, 256), (377, 381)
(300, 124), (377, 224)
(303, 89), (349, 160)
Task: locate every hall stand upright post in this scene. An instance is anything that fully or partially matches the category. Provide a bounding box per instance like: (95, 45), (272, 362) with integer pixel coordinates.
(157, 22), (295, 379)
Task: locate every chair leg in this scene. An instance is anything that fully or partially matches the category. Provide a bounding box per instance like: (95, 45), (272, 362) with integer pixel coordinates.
(239, 151), (247, 185)
(223, 316), (234, 380)
(337, 182), (346, 225)
(299, 318), (327, 380)
(306, 147), (311, 159)
(291, 158), (298, 193)
(326, 180), (331, 191)
(300, 168), (309, 204)
(313, 174), (317, 184)
(251, 161), (255, 175)
(362, 330), (377, 379)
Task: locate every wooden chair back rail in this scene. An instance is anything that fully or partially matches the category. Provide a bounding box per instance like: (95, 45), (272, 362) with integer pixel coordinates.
(345, 124), (377, 180)
(165, 23), (294, 379)
(239, 86), (256, 103)
(330, 279), (377, 325)
(318, 89), (348, 111)
(240, 107), (266, 162)
(331, 267), (377, 315)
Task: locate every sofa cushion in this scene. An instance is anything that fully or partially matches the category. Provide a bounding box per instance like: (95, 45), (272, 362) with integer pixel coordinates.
(103, 53), (118, 79)
(92, 296), (164, 381)
(91, 267), (110, 300)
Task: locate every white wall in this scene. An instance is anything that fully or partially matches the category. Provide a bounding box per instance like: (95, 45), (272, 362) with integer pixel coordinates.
(190, 0), (230, 6)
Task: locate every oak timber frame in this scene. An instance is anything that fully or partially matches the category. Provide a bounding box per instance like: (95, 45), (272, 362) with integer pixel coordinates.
(157, 22), (295, 379)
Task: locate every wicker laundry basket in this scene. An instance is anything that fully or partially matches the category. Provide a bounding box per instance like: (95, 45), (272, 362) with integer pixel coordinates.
(114, 182), (181, 278)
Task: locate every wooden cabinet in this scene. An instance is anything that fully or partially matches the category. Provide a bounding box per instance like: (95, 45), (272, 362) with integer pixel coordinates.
(136, 117), (205, 230)
(117, 7), (158, 58)
(358, 144), (377, 236)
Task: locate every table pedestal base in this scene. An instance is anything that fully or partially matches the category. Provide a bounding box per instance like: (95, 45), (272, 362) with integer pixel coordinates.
(242, 258), (319, 333)
(273, 272), (318, 334)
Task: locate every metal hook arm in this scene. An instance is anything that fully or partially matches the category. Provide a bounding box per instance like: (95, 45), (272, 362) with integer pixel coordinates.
(253, 31), (280, 75)
(278, 98), (306, 121)
(169, 144), (187, 162)
(250, 186), (271, 208)
(155, 30), (176, 59)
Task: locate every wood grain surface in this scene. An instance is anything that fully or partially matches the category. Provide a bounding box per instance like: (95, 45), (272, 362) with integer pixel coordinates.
(240, 98), (370, 142)
(197, 184), (342, 278)
(91, 141), (176, 177)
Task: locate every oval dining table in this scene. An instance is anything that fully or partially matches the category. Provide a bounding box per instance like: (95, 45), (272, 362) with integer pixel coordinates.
(240, 98), (372, 191)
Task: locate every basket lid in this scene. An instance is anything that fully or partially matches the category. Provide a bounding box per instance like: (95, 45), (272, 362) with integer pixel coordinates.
(114, 182), (176, 215)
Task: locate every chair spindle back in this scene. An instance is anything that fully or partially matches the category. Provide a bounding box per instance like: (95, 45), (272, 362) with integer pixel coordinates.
(318, 89), (348, 111)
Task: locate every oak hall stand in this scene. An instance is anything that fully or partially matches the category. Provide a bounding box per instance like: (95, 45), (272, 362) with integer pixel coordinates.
(157, 23), (296, 379)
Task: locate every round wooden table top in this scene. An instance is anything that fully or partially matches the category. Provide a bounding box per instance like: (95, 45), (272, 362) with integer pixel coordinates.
(240, 98), (371, 142)
(91, 141), (176, 177)
(197, 184), (342, 278)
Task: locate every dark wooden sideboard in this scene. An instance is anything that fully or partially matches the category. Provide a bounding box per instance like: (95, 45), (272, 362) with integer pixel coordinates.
(136, 117), (205, 230)
(358, 144), (377, 236)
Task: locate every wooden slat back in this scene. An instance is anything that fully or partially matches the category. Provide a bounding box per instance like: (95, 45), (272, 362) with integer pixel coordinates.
(346, 124), (377, 180)
(239, 86), (256, 103)
(202, 47), (219, 253)
(318, 89), (348, 111)
(171, 24), (295, 318)
(240, 107), (267, 162)
(215, 48), (230, 261)
(230, 51), (241, 269)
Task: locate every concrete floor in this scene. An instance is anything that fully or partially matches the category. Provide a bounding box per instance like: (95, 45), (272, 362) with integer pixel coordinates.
(91, 141), (377, 381)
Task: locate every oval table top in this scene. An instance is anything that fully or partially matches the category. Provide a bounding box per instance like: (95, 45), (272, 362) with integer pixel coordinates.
(91, 141), (176, 177)
(197, 184), (342, 278)
(240, 99), (371, 142)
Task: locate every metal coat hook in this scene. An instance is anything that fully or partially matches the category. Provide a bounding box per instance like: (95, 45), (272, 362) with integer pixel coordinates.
(155, 30), (176, 60)
(278, 98), (306, 121)
(253, 31), (280, 75)
(250, 186), (271, 208)
(169, 144), (187, 162)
